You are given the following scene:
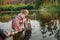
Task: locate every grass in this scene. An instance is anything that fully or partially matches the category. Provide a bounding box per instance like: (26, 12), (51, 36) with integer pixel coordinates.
(0, 13), (17, 22)
(0, 13), (17, 18)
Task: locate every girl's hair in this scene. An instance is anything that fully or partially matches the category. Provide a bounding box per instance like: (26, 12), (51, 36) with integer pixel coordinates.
(20, 9), (29, 14)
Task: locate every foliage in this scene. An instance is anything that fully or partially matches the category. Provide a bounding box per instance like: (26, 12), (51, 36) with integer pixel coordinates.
(40, 12), (52, 23)
(0, 4), (35, 11)
(36, 3), (59, 27)
(48, 5), (60, 13)
(40, 3), (60, 13)
(35, 0), (44, 9)
(0, 0), (7, 5)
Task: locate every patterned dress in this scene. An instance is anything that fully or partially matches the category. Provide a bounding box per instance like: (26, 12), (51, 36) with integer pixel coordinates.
(12, 13), (25, 31)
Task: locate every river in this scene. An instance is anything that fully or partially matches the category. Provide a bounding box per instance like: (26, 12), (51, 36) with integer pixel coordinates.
(0, 20), (58, 40)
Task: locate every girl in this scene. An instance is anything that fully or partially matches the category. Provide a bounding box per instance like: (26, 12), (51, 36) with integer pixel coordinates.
(12, 9), (29, 40)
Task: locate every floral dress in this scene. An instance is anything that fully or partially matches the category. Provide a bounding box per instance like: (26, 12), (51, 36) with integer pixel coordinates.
(12, 13), (25, 31)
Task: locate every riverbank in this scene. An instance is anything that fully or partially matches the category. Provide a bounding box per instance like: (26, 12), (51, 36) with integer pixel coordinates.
(0, 20), (60, 40)
(0, 15), (36, 22)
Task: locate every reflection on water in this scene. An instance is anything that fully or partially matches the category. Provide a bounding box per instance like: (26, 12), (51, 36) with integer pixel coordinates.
(31, 20), (40, 33)
(0, 20), (40, 40)
(0, 21), (12, 32)
(0, 21), (13, 40)
(0, 20), (58, 40)
(0, 20), (40, 33)
(30, 20), (59, 40)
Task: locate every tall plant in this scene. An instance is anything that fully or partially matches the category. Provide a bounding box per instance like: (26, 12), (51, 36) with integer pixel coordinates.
(35, 0), (44, 9)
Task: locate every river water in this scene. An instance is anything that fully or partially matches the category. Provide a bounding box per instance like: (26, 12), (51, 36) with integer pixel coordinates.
(0, 20), (58, 40)
(30, 20), (57, 40)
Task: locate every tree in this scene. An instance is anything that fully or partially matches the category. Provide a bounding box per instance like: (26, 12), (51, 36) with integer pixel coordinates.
(0, 0), (7, 5)
(35, 0), (44, 9)
(0, 0), (4, 5)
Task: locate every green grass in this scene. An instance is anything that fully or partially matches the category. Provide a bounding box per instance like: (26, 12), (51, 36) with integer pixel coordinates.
(0, 13), (17, 22)
(0, 13), (17, 18)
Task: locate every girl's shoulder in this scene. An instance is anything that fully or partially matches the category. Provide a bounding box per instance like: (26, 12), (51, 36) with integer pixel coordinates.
(18, 13), (25, 17)
(16, 13), (25, 18)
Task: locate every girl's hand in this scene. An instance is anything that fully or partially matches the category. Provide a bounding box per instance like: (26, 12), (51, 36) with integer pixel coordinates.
(22, 18), (26, 23)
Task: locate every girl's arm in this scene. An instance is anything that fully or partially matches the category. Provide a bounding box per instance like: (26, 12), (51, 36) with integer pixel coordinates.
(22, 18), (26, 23)
(28, 19), (32, 29)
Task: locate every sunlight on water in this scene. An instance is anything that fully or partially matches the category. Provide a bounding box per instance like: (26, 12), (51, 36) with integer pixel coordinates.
(0, 20), (58, 40)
